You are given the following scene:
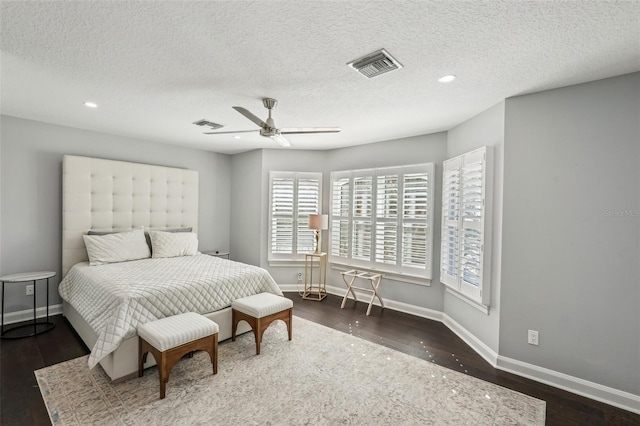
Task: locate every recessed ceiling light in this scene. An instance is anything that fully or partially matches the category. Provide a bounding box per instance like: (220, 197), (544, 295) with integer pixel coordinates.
(233, 135), (242, 139)
(83, 101), (98, 108)
(437, 75), (456, 83)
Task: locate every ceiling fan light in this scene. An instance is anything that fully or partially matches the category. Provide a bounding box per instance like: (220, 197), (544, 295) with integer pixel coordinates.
(270, 133), (291, 147)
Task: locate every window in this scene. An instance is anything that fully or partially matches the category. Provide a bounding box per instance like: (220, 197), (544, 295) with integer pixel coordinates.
(330, 163), (434, 281)
(269, 171), (322, 261)
(440, 147), (492, 306)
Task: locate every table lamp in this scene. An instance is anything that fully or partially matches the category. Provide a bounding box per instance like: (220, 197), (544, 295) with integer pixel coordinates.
(308, 214), (328, 254)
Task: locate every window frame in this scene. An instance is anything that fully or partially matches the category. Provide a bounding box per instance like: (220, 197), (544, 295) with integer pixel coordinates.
(329, 163), (435, 283)
(440, 146), (492, 307)
(268, 171), (323, 262)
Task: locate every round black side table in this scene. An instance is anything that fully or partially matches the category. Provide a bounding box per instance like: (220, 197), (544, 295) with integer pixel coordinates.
(0, 271), (56, 339)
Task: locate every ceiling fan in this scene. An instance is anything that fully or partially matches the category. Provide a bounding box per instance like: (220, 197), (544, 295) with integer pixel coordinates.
(204, 98), (340, 147)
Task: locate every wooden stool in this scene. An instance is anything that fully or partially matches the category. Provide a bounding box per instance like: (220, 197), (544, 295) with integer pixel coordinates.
(138, 312), (218, 399)
(232, 293), (293, 355)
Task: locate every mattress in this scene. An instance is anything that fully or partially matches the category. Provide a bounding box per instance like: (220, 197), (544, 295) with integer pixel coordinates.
(59, 254), (282, 368)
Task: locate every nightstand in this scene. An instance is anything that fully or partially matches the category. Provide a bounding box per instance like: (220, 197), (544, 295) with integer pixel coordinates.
(0, 271), (56, 339)
(203, 250), (230, 260)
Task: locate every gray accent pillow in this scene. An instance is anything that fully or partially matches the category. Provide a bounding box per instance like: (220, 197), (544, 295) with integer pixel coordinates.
(144, 228), (192, 250)
(88, 227), (193, 254)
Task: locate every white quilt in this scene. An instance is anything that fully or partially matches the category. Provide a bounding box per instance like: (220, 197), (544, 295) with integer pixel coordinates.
(59, 254), (282, 368)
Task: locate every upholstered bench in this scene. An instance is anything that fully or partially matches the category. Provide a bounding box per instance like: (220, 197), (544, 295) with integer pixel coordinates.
(232, 292), (293, 355)
(138, 312), (218, 399)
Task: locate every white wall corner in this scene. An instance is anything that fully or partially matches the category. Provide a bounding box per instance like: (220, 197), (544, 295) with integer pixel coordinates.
(497, 355), (640, 415)
(442, 313), (499, 367)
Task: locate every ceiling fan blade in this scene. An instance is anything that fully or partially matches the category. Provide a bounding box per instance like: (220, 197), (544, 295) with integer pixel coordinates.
(233, 106), (267, 128)
(203, 130), (258, 135)
(280, 127), (341, 134)
(270, 134), (291, 148)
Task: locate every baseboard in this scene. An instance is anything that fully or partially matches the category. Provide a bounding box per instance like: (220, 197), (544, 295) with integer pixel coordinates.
(2, 304), (63, 325)
(280, 283), (640, 414)
(442, 313), (498, 367)
(279, 284), (304, 294)
(497, 356), (640, 415)
(279, 283), (442, 321)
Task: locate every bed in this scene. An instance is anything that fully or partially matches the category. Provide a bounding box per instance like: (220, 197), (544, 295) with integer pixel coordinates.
(60, 155), (279, 382)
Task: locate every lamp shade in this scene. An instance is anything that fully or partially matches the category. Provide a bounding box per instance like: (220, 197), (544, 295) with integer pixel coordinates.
(308, 214), (328, 230)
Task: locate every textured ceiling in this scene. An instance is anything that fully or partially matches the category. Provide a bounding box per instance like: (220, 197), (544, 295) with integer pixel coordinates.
(1, 1), (639, 154)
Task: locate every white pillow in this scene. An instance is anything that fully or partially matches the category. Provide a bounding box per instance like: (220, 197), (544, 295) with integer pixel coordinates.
(149, 231), (199, 258)
(83, 227), (151, 266)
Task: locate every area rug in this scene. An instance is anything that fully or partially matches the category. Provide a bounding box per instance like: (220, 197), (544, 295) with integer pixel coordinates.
(35, 316), (545, 425)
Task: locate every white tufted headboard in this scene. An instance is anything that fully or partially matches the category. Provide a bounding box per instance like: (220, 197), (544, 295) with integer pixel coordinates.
(62, 155), (199, 276)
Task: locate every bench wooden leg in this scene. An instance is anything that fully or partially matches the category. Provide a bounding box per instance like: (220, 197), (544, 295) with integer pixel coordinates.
(232, 308), (293, 355)
(138, 333), (218, 399)
(212, 333), (218, 374)
(160, 356), (168, 399)
(255, 317), (263, 355)
(231, 309), (238, 341)
(138, 337), (147, 377)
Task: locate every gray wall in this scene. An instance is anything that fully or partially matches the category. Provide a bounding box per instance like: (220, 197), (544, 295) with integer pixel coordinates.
(229, 148), (327, 280)
(0, 120), (2, 277)
(229, 134), (449, 312)
(230, 149), (263, 266)
(0, 115), (232, 312)
(501, 73), (640, 395)
(259, 149), (326, 285)
(444, 101), (505, 353)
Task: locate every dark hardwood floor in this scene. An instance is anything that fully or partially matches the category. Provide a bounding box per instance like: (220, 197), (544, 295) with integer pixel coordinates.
(0, 315), (90, 426)
(1, 293), (638, 425)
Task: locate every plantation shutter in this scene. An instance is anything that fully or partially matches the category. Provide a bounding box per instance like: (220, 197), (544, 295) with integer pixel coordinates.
(269, 171), (322, 261)
(352, 172), (373, 263)
(440, 157), (461, 287)
(375, 174), (398, 265)
(297, 177), (321, 254)
(401, 168), (431, 276)
(460, 157), (484, 287)
(459, 150), (485, 299)
(330, 163), (434, 281)
(440, 147), (491, 305)
(270, 175), (294, 256)
(331, 172), (351, 261)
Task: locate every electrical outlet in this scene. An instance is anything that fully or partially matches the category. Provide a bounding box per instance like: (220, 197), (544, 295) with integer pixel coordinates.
(297, 272), (303, 283)
(26, 284), (34, 296)
(527, 329), (539, 346)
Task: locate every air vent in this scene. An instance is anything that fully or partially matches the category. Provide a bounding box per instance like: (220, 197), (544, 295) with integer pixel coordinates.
(193, 119), (223, 130)
(347, 49), (403, 78)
